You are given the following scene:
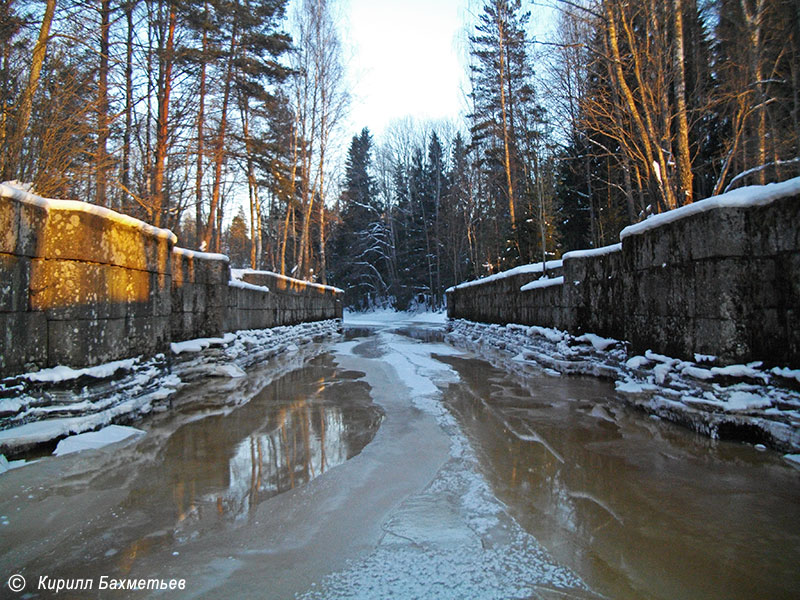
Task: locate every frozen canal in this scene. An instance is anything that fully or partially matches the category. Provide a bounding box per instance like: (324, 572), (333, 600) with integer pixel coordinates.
(1, 315), (799, 599)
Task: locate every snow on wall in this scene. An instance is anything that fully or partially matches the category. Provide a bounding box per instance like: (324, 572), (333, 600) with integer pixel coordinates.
(232, 268), (344, 295)
(446, 179), (800, 368)
(445, 260), (562, 293)
(620, 177), (800, 240)
(0, 182), (178, 244)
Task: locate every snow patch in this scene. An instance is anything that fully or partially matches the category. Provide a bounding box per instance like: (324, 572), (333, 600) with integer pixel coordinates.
(172, 246), (230, 263)
(53, 425), (144, 456)
(228, 279), (269, 293)
(577, 333), (618, 351)
(170, 336), (231, 354)
(725, 391), (772, 411)
(520, 276), (564, 292)
(562, 243), (622, 260)
(783, 454), (800, 467)
(231, 268), (343, 294)
(772, 367), (800, 384)
(22, 358), (139, 383)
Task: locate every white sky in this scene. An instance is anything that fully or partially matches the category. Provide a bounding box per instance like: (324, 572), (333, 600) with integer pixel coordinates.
(335, 0), (558, 141)
(339, 0), (470, 139)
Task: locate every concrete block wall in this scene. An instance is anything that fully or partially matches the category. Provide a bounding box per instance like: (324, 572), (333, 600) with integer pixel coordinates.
(237, 270), (344, 325)
(447, 179), (800, 368)
(0, 185), (343, 378)
(563, 244), (625, 340)
(171, 247), (230, 340)
(620, 192), (800, 365)
(445, 265), (563, 326)
(1, 184), (174, 376)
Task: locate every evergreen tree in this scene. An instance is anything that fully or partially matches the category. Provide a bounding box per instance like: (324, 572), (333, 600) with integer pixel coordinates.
(329, 128), (390, 308)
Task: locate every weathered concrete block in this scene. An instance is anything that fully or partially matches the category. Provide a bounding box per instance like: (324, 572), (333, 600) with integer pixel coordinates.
(0, 253), (31, 312)
(30, 260), (123, 320)
(692, 317), (748, 364)
(48, 314), (168, 367)
(0, 196), (19, 255)
(685, 208), (748, 261)
(47, 318), (126, 367)
(35, 206), (174, 273)
(0, 312), (47, 376)
(125, 315), (170, 357)
(746, 195), (800, 256)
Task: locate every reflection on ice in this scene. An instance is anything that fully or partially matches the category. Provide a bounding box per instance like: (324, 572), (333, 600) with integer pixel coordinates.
(0, 351), (384, 591)
(162, 356), (383, 526)
(221, 398), (363, 519)
(438, 353), (800, 600)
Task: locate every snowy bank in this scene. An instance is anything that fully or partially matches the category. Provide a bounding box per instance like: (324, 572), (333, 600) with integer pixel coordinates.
(445, 319), (800, 453)
(0, 320), (342, 457)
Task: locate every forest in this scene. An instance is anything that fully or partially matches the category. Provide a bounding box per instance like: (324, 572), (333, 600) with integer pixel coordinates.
(2, 0), (798, 309)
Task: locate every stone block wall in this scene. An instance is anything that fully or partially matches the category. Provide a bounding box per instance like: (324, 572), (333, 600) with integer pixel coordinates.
(445, 263), (563, 327)
(237, 270), (344, 325)
(0, 185), (343, 378)
(447, 179), (800, 368)
(620, 192), (800, 365)
(171, 247), (230, 340)
(1, 185), (174, 375)
(563, 244), (625, 340)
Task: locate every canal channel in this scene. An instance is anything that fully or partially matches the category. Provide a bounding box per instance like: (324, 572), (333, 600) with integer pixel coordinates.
(0, 317), (798, 599)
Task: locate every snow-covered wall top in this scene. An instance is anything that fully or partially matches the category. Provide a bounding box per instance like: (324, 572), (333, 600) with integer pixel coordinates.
(445, 260), (563, 293)
(1, 181), (177, 245)
(232, 269), (344, 295)
(619, 177), (800, 240)
(562, 243), (622, 261)
(173, 246), (230, 263)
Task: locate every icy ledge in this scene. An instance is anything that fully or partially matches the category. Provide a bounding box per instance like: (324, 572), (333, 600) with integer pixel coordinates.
(0, 320), (342, 457)
(445, 319), (800, 454)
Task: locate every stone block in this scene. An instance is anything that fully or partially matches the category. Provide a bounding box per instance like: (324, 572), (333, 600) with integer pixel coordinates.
(38, 206), (173, 273)
(693, 317), (748, 365)
(0, 311), (47, 377)
(747, 308), (783, 364)
(0, 253), (31, 312)
(30, 260), (123, 320)
(208, 283), (228, 309)
(0, 196), (19, 255)
(685, 208), (748, 261)
(746, 195), (800, 256)
(16, 197), (49, 258)
(746, 257), (779, 309)
(125, 315), (170, 357)
(784, 252), (800, 308)
(47, 317), (127, 367)
(787, 309), (800, 368)
(691, 258), (749, 320)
